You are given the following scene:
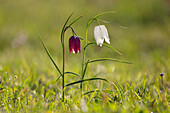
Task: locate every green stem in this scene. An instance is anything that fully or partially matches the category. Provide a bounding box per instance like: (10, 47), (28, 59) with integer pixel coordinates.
(62, 29), (65, 102)
(62, 26), (75, 102)
(81, 18), (95, 93)
(81, 23), (88, 91)
(81, 25), (88, 74)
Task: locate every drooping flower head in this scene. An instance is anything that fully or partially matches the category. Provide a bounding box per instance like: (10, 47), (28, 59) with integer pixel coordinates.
(94, 25), (110, 46)
(69, 36), (81, 54)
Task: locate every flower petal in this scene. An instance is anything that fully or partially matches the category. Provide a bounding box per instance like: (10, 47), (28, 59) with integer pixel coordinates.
(69, 36), (76, 53)
(75, 37), (81, 53)
(100, 25), (110, 44)
(94, 26), (104, 46)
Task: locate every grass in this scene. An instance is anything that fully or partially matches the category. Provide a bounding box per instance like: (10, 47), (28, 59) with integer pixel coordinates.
(0, 0), (170, 112)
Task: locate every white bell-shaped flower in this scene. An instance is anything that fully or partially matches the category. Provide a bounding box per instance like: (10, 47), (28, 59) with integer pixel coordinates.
(94, 25), (110, 46)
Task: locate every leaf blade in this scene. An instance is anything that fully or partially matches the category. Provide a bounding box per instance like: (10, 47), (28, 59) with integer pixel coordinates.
(94, 11), (116, 19)
(88, 58), (132, 64)
(86, 11), (116, 30)
(84, 42), (123, 55)
(61, 12), (74, 45)
(97, 18), (128, 29)
(82, 59), (90, 79)
(65, 77), (109, 87)
(80, 59), (90, 89)
(65, 71), (81, 78)
(68, 13), (86, 28)
(83, 89), (113, 95)
(38, 33), (62, 75)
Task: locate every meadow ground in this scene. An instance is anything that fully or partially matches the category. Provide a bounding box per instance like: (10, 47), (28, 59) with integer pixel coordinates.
(0, 0), (170, 112)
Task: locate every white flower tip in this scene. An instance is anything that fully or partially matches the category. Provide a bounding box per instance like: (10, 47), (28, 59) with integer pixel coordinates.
(99, 44), (102, 47)
(77, 50), (80, 53)
(72, 50), (75, 54)
(105, 36), (110, 44)
(107, 41), (110, 44)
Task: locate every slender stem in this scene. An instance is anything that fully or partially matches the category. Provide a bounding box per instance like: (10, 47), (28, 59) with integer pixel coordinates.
(81, 27), (88, 75)
(62, 26), (75, 102)
(82, 19), (93, 74)
(81, 20), (91, 93)
(62, 30), (65, 102)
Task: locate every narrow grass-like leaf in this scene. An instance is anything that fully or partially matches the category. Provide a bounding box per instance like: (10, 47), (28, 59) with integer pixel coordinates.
(88, 58), (132, 64)
(65, 71), (81, 78)
(38, 33), (62, 75)
(84, 42), (123, 55)
(94, 11), (116, 19)
(82, 59), (90, 79)
(143, 74), (146, 95)
(3, 98), (9, 113)
(80, 59), (90, 89)
(102, 43), (123, 55)
(88, 89), (97, 104)
(68, 13), (86, 28)
(22, 76), (30, 86)
(61, 12), (74, 45)
(83, 89), (113, 95)
(65, 77), (109, 87)
(97, 18), (128, 29)
(111, 82), (122, 100)
(87, 11), (116, 29)
(52, 75), (62, 84)
(44, 75), (62, 89)
(116, 80), (124, 91)
(84, 42), (95, 50)
(133, 91), (141, 100)
(126, 81), (135, 99)
(91, 73), (102, 78)
(87, 11), (115, 29)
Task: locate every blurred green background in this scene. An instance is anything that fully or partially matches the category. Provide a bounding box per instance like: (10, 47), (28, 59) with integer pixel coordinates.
(0, 0), (170, 82)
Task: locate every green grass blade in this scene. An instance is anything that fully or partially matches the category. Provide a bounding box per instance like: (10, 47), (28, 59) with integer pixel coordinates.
(61, 12), (74, 45)
(116, 81), (124, 91)
(83, 89), (113, 95)
(44, 75), (62, 89)
(86, 11), (116, 29)
(83, 90), (99, 95)
(80, 59), (90, 89)
(111, 82), (122, 100)
(102, 43), (123, 55)
(52, 75), (62, 84)
(3, 98), (10, 113)
(65, 71), (81, 78)
(87, 89), (97, 104)
(38, 33), (62, 75)
(82, 59), (90, 79)
(133, 91), (141, 100)
(94, 11), (116, 19)
(65, 77), (109, 87)
(96, 18), (128, 29)
(68, 13), (86, 27)
(84, 42), (96, 50)
(88, 58), (132, 64)
(84, 42), (123, 55)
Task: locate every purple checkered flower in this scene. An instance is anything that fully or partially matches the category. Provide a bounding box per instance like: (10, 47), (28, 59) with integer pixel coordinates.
(69, 36), (81, 54)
